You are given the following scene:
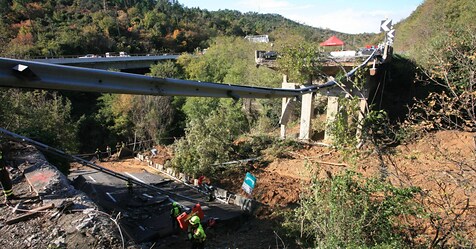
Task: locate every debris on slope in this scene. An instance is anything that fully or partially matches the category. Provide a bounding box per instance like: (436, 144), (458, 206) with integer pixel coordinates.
(0, 143), (131, 249)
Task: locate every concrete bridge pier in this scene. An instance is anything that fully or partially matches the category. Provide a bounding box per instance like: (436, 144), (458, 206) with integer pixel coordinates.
(324, 95), (339, 141)
(280, 75), (298, 139)
(299, 85), (314, 141)
(323, 94), (369, 143)
(280, 74), (374, 143)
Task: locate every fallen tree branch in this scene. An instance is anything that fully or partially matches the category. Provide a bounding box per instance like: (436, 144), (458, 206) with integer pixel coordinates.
(309, 160), (347, 167)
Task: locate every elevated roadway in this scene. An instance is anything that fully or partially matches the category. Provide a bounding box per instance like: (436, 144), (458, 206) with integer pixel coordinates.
(33, 54), (179, 71)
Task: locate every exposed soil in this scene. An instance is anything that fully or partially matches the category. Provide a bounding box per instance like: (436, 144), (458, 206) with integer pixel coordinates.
(211, 130), (476, 247)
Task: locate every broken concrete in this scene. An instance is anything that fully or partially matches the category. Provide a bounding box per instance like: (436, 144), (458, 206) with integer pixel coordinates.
(0, 143), (131, 249)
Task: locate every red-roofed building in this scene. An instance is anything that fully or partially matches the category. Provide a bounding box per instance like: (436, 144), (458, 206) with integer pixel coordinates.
(320, 36), (345, 49)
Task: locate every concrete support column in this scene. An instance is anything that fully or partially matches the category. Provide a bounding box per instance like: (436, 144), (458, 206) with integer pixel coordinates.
(299, 88), (314, 141)
(355, 98), (368, 142)
(280, 101), (288, 139)
(280, 75), (296, 139)
(324, 96), (339, 142)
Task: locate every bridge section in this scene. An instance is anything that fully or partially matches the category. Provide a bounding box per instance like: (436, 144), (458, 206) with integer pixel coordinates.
(259, 45), (393, 141)
(33, 54), (179, 71)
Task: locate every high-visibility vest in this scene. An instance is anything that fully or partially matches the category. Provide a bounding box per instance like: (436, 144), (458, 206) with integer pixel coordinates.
(171, 206), (180, 218)
(192, 224), (206, 242)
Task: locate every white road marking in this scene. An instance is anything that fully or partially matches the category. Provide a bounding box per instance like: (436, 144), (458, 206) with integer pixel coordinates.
(139, 225), (146, 231)
(142, 193), (153, 199)
(88, 176), (97, 183)
(124, 172), (145, 183)
(106, 192), (117, 203)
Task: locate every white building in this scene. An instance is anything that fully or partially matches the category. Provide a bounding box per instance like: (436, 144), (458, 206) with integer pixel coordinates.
(245, 35), (269, 43)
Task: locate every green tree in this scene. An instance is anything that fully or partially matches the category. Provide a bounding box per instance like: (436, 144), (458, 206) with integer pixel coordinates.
(278, 41), (325, 83)
(178, 36), (280, 86)
(172, 98), (249, 175)
(0, 89), (78, 151)
(149, 60), (181, 78)
(97, 94), (133, 139)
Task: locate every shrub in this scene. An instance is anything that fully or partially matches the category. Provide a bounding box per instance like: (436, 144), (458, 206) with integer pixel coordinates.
(284, 169), (423, 248)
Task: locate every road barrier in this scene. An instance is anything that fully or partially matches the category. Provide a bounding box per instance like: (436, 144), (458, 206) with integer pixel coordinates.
(137, 152), (261, 214)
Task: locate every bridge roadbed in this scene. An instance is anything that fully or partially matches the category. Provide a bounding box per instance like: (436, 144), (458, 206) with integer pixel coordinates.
(68, 168), (245, 243)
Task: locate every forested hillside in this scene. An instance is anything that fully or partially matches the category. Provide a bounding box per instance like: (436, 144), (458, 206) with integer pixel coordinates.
(0, 0), (372, 58)
(394, 0), (476, 60)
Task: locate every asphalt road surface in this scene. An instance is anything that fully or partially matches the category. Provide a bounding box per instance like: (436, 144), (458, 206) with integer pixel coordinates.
(69, 168), (244, 243)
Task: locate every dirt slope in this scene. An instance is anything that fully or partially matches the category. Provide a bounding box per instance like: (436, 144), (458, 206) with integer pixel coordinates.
(213, 130), (476, 247)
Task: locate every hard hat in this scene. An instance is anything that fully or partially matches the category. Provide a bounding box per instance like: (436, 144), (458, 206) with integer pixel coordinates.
(189, 215), (200, 225)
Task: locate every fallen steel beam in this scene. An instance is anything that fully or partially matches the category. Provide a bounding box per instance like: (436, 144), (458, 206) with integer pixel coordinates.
(0, 50), (379, 99)
(0, 57), (313, 98)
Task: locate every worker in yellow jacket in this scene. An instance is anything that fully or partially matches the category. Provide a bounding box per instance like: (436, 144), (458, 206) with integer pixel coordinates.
(170, 202), (182, 232)
(188, 215), (206, 249)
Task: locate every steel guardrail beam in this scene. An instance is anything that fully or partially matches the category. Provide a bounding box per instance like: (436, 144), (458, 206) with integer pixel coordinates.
(0, 49), (378, 99)
(0, 57), (311, 98)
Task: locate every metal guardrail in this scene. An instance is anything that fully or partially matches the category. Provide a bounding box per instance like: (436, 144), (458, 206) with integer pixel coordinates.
(0, 47), (381, 99)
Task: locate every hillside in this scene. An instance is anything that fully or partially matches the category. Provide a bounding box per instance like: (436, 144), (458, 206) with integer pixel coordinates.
(210, 130), (476, 248)
(0, 0), (371, 58)
(394, 0), (476, 59)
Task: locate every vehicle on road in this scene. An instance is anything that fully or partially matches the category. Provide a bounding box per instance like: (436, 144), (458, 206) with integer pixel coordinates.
(78, 54), (98, 58)
(105, 52), (116, 57)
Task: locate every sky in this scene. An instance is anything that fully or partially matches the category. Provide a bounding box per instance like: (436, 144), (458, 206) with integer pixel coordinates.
(178, 0), (425, 34)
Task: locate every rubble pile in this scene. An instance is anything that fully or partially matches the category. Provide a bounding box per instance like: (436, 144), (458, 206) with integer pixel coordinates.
(0, 143), (130, 249)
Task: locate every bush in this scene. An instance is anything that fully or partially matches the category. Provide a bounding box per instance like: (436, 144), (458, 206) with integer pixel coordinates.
(408, 27), (476, 132)
(283, 169), (423, 248)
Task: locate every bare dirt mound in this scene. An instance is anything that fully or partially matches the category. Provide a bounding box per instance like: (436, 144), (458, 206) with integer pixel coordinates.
(217, 144), (347, 208)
